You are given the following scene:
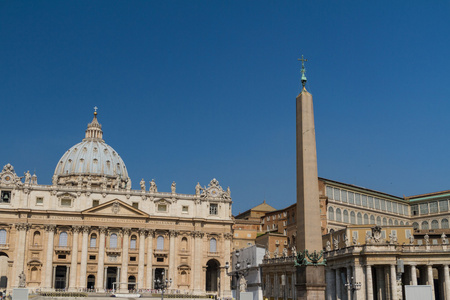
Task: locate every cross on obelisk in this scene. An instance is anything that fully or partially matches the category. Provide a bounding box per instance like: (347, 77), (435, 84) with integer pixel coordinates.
(298, 55), (308, 88)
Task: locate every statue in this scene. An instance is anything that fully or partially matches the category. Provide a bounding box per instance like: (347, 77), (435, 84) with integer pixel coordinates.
(291, 246), (297, 257)
(325, 241), (331, 251)
(424, 234), (430, 245)
(442, 233), (448, 245)
(101, 176), (107, 189)
(352, 236), (357, 245)
(24, 171), (31, 184)
(31, 173), (37, 185)
(333, 238), (339, 250)
(264, 248), (270, 259)
(365, 232), (373, 244)
(227, 186), (231, 196)
(171, 181), (176, 193)
(18, 271), (26, 287)
(389, 232), (398, 244)
(282, 247), (288, 257)
(409, 235), (415, 245)
(149, 179), (157, 193)
(273, 247), (279, 258)
(140, 179), (146, 191)
(126, 177), (131, 190)
(344, 234), (350, 247)
(239, 276), (247, 292)
(86, 176), (92, 189)
(77, 175), (83, 187)
(195, 182), (202, 195)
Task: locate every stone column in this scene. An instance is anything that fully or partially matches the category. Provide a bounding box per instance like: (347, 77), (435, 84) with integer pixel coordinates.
(346, 267), (352, 300)
(427, 265), (435, 299)
(13, 223), (29, 287)
(353, 264), (365, 300)
(366, 265), (374, 300)
(410, 265), (418, 286)
(222, 233), (232, 297)
(169, 230), (177, 289)
(443, 265), (450, 300)
(138, 229), (146, 290)
(389, 264), (398, 300)
(384, 266), (390, 300)
(120, 228), (130, 292)
(69, 226), (81, 291)
(193, 231), (204, 293)
(79, 226), (90, 290)
(376, 266), (386, 300)
(44, 225), (56, 290)
(96, 226), (107, 291)
(325, 268), (336, 300)
(335, 268), (342, 300)
(146, 230), (154, 290)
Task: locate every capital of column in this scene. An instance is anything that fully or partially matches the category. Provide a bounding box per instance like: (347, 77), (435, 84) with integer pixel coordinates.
(147, 229), (155, 237)
(169, 230), (179, 237)
(82, 225), (91, 234)
(99, 226), (108, 234)
(139, 228), (147, 236)
(15, 223), (30, 231)
(122, 228), (131, 236)
(192, 231), (204, 238)
(223, 233), (233, 240)
(45, 224), (56, 232)
(72, 225), (82, 233)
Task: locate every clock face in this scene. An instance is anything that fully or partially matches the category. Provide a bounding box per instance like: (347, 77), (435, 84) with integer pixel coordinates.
(3, 175), (11, 183)
(209, 188), (219, 197)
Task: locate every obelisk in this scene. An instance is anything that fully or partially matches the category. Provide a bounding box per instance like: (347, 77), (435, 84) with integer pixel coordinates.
(295, 56), (326, 300)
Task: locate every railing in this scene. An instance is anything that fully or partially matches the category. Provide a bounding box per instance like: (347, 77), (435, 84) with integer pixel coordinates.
(0, 243), (9, 250)
(207, 251), (220, 257)
(54, 246), (71, 253)
(30, 244), (43, 250)
(88, 247), (98, 251)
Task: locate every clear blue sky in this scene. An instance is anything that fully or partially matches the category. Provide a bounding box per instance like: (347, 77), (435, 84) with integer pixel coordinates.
(1, 1), (450, 214)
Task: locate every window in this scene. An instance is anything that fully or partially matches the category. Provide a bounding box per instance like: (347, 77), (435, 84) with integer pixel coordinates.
(380, 199), (386, 211)
(157, 257), (164, 262)
(357, 213), (362, 225)
(421, 221), (429, 230)
(33, 231), (41, 245)
(370, 215), (375, 224)
(110, 233), (118, 248)
(132, 202), (139, 209)
(386, 201), (392, 212)
(210, 204), (218, 215)
(376, 216), (381, 225)
(341, 191), (347, 203)
(334, 188), (340, 201)
(130, 256), (136, 262)
(89, 255), (96, 260)
(364, 214), (369, 225)
(58, 254), (66, 259)
(59, 232), (68, 247)
(411, 205), (419, 216)
(431, 220), (439, 229)
(374, 198), (380, 210)
(335, 208), (342, 222)
(130, 236), (137, 249)
(439, 200), (448, 212)
(383, 218), (387, 226)
(326, 186), (333, 199)
(343, 210), (349, 223)
(181, 237), (188, 250)
(392, 202), (397, 213)
(1, 191), (11, 203)
(90, 234), (97, 247)
(0, 229), (6, 245)
(430, 202), (438, 214)
(355, 194), (361, 206)
(156, 236), (164, 250)
(182, 206), (189, 213)
(61, 198), (72, 207)
(36, 197), (43, 205)
(350, 211), (356, 224)
(209, 238), (217, 252)
(388, 219), (393, 225)
(412, 222), (419, 230)
(420, 203), (429, 215)
(368, 197), (373, 208)
(361, 195), (367, 207)
(348, 192), (354, 204)
(442, 219), (449, 229)
(92, 200), (100, 207)
(158, 204), (167, 212)
(328, 207), (334, 221)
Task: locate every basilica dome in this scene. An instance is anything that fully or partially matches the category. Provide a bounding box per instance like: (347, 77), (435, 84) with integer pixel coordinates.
(53, 111), (130, 188)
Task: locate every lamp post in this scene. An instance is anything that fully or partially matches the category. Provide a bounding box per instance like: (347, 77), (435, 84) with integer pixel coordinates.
(154, 270), (172, 300)
(344, 276), (361, 300)
(225, 250), (251, 300)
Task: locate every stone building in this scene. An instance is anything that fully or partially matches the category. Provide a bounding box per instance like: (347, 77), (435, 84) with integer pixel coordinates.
(0, 111), (233, 296)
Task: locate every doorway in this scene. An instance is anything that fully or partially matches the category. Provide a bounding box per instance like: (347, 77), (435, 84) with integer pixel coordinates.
(87, 275), (95, 290)
(54, 266), (67, 290)
(106, 267), (118, 290)
(154, 268), (165, 289)
(206, 259), (219, 292)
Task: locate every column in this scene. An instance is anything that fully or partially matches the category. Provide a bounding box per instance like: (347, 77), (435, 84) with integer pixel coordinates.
(120, 228), (130, 292)
(69, 226), (81, 291)
(366, 265), (374, 300)
(13, 223), (29, 287)
(384, 266), (391, 300)
(44, 225), (56, 290)
(193, 231), (204, 293)
(443, 265), (450, 300)
(410, 265), (418, 286)
(169, 230), (177, 289)
(336, 268), (342, 300)
(96, 226), (107, 291)
(146, 230), (154, 290)
(223, 233), (232, 297)
(79, 226), (90, 290)
(376, 266), (386, 300)
(346, 267), (352, 300)
(137, 229), (146, 290)
(325, 268), (336, 300)
(390, 264), (398, 300)
(427, 265), (435, 300)
(353, 264), (366, 300)
(116, 266), (121, 291)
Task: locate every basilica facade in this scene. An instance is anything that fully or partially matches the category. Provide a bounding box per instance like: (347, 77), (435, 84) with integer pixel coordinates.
(0, 112), (233, 295)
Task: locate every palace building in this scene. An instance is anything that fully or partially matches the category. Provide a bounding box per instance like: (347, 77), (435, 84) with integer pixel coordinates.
(0, 111), (233, 296)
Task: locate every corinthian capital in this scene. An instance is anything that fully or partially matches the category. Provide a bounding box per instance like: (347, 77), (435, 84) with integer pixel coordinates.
(82, 226), (91, 233)
(15, 223), (30, 231)
(45, 224), (56, 232)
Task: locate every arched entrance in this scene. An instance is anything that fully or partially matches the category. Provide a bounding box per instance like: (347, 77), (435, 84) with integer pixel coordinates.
(87, 275), (95, 290)
(128, 276), (136, 291)
(0, 252), (9, 289)
(106, 267), (118, 290)
(54, 266), (67, 290)
(205, 259), (220, 292)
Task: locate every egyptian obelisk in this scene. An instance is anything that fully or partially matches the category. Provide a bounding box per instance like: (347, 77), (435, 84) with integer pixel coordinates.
(295, 56), (326, 300)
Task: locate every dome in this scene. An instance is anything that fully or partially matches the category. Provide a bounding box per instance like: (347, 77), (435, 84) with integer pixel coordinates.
(53, 110), (130, 188)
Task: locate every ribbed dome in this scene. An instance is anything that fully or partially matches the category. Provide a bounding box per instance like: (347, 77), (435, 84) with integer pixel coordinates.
(53, 110), (130, 188)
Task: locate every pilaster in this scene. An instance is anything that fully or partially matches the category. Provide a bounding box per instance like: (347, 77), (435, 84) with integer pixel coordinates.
(96, 226), (107, 291)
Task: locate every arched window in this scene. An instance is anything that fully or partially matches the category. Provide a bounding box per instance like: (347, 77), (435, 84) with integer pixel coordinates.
(412, 222), (419, 230)
(181, 237), (188, 251)
(156, 236), (164, 250)
(422, 221), (429, 230)
(357, 213), (362, 225)
(328, 207), (334, 221)
(59, 232), (68, 247)
(376, 216), (381, 226)
(0, 229), (6, 245)
(364, 214), (369, 225)
(90, 234), (97, 248)
(389, 219), (393, 225)
(350, 211), (356, 224)
(442, 219), (449, 229)
(130, 235), (137, 249)
(394, 220), (399, 226)
(181, 271), (187, 283)
(110, 233), (118, 248)
(336, 208), (342, 222)
(400, 221), (404, 226)
(209, 238), (217, 253)
(383, 218), (387, 226)
(33, 231), (41, 245)
(343, 210), (349, 223)
(31, 267), (38, 281)
(431, 220), (439, 229)
(369, 215), (375, 224)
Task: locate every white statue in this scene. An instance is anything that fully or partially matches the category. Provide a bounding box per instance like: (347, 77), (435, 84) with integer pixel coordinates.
(171, 181), (176, 193)
(273, 247), (279, 258)
(149, 179), (157, 193)
(333, 238), (339, 250)
(140, 179), (146, 191)
(24, 171), (31, 184)
(352, 236), (357, 245)
(195, 182), (202, 195)
(344, 234), (350, 247)
(239, 276), (247, 292)
(442, 233), (448, 245)
(18, 271), (26, 287)
(424, 234), (430, 245)
(291, 246), (297, 257)
(282, 247), (288, 257)
(325, 241), (331, 251)
(409, 235), (414, 245)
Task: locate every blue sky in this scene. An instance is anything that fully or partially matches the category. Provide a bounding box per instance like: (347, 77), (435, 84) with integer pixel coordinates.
(1, 1), (450, 214)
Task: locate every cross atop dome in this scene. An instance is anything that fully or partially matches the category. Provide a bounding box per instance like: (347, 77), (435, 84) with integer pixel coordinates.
(84, 107), (103, 141)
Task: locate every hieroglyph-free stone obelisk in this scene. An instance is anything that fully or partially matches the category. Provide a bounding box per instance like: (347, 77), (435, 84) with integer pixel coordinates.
(295, 56), (326, 300)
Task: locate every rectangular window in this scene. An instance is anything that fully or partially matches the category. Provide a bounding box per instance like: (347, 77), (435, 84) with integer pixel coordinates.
(374, 198), (380, 210)
(386, 201), (392, 212)
(132, 202), (139, 209)
(420, 203), (429, 215)
(0, 191), (11, 203)
(92, 200), (100, 207)
(405, 229), (411, 238)
(404, 205), (409, 216)
(380, 199), (386, 211)
(326, 186), (333, 200)
(368, 197), (373, 208)
(89, 255), (96, 260)
(411, 205), (419, 216)
(355, 193), (361, 205)
(348, 192), (354, 204)
(361, 195), (367, 207)
(334, 188), (340, 201)
(439, 200), (449, 212)
(182, 206), (189, 213)
(158, 204), (167, 212)
(130, 256), (137, 262)
(429, 201), (438, 214)
(210, 204), (218, 215)
(58, 254), (66, 259)
(341, 190), (347, 203)
(61, 199), (72, 207)
(392, 202), (398, 214)
(36, 197), (44, 205)
(156, 257), (164, 262)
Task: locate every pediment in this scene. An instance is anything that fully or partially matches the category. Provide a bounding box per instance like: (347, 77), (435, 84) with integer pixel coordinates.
(82, 199), (149, 218)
